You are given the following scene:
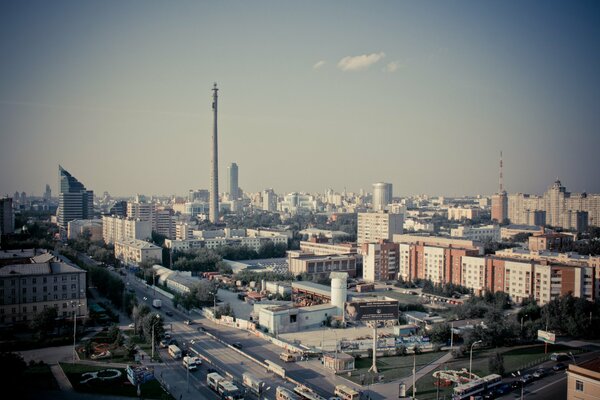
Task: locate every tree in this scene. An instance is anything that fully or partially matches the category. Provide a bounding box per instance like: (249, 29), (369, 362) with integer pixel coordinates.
(0, 352), (27, 385)
(142, 313), (164, 344)
(488, 352), (505, 375)
(30, 307), (58, 339)
(430, 323), (451, 345)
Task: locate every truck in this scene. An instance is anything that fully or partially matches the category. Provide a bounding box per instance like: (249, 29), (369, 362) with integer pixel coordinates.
(242, 372), (263, 395)
(182, 356), (198, 371)
(217, 380), (244, 400)
(168, 344), (182, 359)
(152, 299), (162, 309)
(280, 352), (296, 362)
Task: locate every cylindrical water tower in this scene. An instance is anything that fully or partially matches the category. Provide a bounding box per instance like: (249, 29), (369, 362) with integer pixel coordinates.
(330, 272), (348, 317)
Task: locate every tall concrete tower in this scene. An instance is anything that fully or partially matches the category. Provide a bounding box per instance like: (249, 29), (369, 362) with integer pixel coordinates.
(491, 151), (508, 223)
(209, 83), (219, 223)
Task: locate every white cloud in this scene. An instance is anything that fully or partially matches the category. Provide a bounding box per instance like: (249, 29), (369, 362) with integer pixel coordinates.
(337, 52), (385, 71)
(385, 61), (399, 73)
(313, 60), (326, 70)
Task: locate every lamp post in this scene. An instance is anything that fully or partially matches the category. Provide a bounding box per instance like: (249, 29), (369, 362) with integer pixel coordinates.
(183, 342), (190, 392)
(151, 314), (160, 360)
(469, 340), (483, 380)
(71, 301), (81, 363)
(412, 351), (416, 400)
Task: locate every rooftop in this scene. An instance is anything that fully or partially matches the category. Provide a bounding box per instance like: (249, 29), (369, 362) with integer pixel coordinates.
(0, 262), (84, 276)
(115, 239), (160, 249)
(292, 281), (331, 298)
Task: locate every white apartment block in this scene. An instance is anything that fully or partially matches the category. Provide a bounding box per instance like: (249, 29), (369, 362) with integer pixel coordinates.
(114, 239), (162, 266)
(127, 201), (156, 229)
(403, 218), (435, 233)
(503, 261), (533, 304)
(279, 193), (317, 214)
(0, 261), (88, 324)
(102, 216), (152, 245)
(155, 207), (175, 239)
(175, 221), (197, 240)
(451, 225), (500, 242)
(447, 207), (482, 221)
(399, 243), (411, 281)
(461, 256), (486, 295)
(357, 212), (404, 245)
(164, 229), (288, 252)
(423, 246), (445, 284)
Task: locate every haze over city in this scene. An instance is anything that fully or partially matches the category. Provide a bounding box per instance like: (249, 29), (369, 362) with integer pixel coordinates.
(1, 1), (600, 197)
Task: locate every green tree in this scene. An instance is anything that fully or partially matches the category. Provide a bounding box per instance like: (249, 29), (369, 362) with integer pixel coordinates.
(0, 352), (27, 385)
(30, 307), (58, 339)
(142, 313), (164, 344)
(488, 352), (505, 375)
(429, 323), (451, 344)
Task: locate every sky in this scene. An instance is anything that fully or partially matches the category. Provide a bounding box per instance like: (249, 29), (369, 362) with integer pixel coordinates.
(1, 1), (599, 198)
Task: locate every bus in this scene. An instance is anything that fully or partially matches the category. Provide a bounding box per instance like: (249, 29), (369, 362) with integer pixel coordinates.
(334, 385), (360, 400)
(168, 344), (182, 359)
(276, 386), (301, 400)
(207, 372), (225, 391)
(452, 374), (503, 400)
(217, 380), (244, 400)
(293, 385), (326, 400)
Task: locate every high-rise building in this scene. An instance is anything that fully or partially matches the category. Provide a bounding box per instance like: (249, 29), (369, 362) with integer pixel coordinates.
(43, 184), (51, 201)
(209, 83), (219, 223)
(263, 189), (277, 212)
(127, 200), (156, 230)
(491, 152), (508, 223)
(0, 197), (14, 235)
(372, 182), (392, 211)
(58, 166), (94, 231)
(228, 162), (239, 199)
(357, 211), (403, 245)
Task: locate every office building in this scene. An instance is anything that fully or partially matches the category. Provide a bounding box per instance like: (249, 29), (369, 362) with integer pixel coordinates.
(43, 184), (51, 201)
(127, 199), (156, 230)
(228, 162), (239, 199)
(528, 232), (574, 252)
(57, 166), (94, 231)
(372, 182), (392, 211)
(287, 251), (358, 279)
(451, 225), (500, 242)
(357, 211), (404, 245)
(447, 206), (482, 221)
(0, 197), (14, 235)
(263, 189), (277, 212)
(155, 207), (175, 239)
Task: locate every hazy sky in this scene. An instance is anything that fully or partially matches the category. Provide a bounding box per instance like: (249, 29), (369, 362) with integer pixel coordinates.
(1, 1), (599, 198)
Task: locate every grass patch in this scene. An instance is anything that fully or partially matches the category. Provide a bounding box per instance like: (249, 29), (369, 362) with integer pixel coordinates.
(346, 352), (446, 384)
(24, 363), (58, 391)
(60, 363), (171, 399)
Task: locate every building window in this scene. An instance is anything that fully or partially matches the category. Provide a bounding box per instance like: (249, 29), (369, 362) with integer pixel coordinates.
(576, 380), (584, 391)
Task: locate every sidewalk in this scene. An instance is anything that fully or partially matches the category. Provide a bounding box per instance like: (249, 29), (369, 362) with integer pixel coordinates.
(50, 363), (74, 391)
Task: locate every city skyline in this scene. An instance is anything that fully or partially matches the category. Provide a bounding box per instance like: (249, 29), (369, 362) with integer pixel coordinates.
(1, 1), (600, 197)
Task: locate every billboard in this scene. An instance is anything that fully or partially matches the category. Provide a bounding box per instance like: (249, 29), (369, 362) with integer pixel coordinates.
(537, 330), (556, 344)
(345, 300), (399, 321)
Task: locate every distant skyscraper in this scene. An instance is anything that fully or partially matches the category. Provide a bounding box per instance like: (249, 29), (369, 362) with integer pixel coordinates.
(44, 184), (51, 201)
(372, 182), (392, 211)
(491, 151), (508, 223)
(209, 83), (219, 223)
(58, 166), (94, 231)
(0, 197), (14, 235)
(228, 162), (239, 199)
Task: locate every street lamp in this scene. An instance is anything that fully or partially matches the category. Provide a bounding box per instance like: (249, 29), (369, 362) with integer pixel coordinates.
(151, 314), (160, 360)
(183, 341), (190, 392)
(469, 340), (483, 380)
(71, 301), (82, 363)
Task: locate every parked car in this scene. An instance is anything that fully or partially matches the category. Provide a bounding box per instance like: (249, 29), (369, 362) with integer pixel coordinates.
(159, 340), (168, 348)
(165, 310), (173, 317)
(184, 320), (192, 325)
(520, 374), (534, 384)
(551, 353), (569, 362)
(510, 380), (522, 390)
(232, 342), (243, 349)
(533, 368), (549, 379)
(128, 323), (135, 329)
(206, 367), (217, 374)
(553, 362), (568, 371)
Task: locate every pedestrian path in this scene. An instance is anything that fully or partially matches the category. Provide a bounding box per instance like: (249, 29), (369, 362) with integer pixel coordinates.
(50, 363), (74, 392)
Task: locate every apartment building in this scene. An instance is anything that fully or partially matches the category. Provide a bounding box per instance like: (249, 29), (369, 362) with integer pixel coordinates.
(0, 259), (87, 324)
(299, 240), (358, 256)
(114, 239), (162, 266)
(102, 216), (152, 245)
(357, 211), (404, 245)
(567, 358), (600, 400)
(447, 206), (482, 221)
(67, 219), (103, 241)
(362, 241), (398, 282)
(451, 225), (500, 242)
